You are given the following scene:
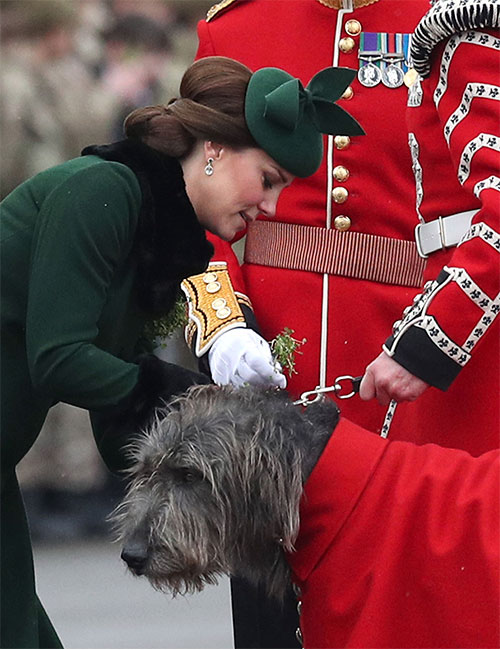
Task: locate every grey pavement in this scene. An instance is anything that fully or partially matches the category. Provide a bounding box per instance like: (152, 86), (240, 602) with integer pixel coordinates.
(33, 539), (234, 649)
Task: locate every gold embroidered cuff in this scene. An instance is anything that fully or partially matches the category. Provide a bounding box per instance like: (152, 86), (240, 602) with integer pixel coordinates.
(181, 262), (247, 357)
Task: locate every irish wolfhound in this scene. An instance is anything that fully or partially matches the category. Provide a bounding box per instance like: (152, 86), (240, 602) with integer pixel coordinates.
(112, 384), (339, 600)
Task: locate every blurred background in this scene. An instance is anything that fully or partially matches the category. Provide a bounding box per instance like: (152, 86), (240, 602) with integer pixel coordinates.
(1, 1), (234, 646)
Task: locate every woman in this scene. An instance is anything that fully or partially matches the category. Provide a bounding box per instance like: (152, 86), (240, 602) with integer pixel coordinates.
(0, 55), (361, 647)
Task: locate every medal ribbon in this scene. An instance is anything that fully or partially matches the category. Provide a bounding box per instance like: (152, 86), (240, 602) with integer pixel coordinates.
(359, 31), (382, 68)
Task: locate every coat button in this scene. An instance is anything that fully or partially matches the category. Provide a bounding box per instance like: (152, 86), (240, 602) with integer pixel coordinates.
(345, 19), (362, 36)
(211, 297), (227, 310)
(216, 306), (232, 319)
(341, 85), (354, 100)
(332, 186), (348, 203)
(206, 281), (221, 293)
(334, 135), (351, 150)
(338, 36), (355, 53)
(296, 627), (303, 646)
(203, 272), (218, 283)
(333, 165), (350, 182)
(334, 215), (351, 231)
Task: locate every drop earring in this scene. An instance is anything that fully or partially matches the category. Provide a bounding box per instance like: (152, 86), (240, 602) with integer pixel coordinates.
(204, 158), (214, 176)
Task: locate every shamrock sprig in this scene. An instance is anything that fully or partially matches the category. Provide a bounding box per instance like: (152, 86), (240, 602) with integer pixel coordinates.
(270, 327), (307, 377)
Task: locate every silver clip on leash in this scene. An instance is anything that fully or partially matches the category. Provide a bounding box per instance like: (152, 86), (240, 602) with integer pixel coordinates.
(293, 375), (362, 406)
(294, 375), (397, 438)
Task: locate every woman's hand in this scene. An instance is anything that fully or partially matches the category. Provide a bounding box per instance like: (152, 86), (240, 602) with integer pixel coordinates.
(208, 328), (287, 389)
(359, 351), (429, 405)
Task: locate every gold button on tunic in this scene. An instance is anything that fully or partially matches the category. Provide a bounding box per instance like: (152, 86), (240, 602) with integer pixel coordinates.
(334, 215), (352, 231)
(338, 36), (355, 53)
(333, 165), (350, 182)
(345, 19), (362, 36)
(341, 85), (354, 100)
(334, 135), (351, 150)
(332, 187), (349, 203)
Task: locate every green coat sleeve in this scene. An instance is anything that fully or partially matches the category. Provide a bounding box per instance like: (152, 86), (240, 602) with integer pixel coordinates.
(26, 161), (142, 409)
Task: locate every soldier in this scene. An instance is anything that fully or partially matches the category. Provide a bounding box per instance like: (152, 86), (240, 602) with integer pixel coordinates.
(183, 0), (429, 434)
(360, 0), (499, 457)
(181, 0), (430, 647)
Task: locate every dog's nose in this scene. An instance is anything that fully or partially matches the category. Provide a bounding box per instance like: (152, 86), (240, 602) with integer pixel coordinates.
(121, 541), (148, 575)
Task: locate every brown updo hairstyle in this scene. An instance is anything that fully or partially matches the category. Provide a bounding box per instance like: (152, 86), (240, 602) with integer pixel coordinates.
(123, 56), (258, 159)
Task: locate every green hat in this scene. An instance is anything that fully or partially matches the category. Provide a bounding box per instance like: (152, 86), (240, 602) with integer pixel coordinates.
(245, 66), (364, 177)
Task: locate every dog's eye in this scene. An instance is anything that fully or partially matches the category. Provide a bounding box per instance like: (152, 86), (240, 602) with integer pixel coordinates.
(177, 467), (202, 484)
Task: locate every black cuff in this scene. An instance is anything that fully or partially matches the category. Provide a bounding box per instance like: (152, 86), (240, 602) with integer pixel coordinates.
(385, 327), (462, 391)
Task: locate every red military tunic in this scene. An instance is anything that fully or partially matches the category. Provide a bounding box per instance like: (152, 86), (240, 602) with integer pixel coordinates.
(288, 418), (500, 648)
(386, 4), (500, 455)
(195, 0), (429, 433)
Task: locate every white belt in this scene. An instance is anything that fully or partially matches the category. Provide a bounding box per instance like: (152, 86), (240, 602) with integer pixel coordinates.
(415, 209), (479, 258)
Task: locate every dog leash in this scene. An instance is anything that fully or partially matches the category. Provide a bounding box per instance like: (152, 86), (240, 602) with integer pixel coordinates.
(294, 375), (397, 439)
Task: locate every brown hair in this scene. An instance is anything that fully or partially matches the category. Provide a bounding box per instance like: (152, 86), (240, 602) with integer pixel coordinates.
(124, 56), (257, 159)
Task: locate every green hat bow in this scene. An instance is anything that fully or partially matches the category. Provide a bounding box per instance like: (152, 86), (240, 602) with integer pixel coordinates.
(264, 68), (364, 137)
(245, 66), (364, 177)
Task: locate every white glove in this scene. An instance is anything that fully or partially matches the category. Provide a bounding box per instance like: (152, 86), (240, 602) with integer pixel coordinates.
(208, 328), (287, 389)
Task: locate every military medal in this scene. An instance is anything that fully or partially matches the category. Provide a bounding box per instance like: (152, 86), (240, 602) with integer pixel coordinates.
(358, 32), (383, 87)
(358, 32), (413, 90)
(381, 33), (405, 88)
(357, 52), (383, 87)
(382, 55), (405, 88)
(402, 34), (418, 88)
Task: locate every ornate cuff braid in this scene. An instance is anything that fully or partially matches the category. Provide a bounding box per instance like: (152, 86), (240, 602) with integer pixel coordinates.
(181, 262), (249, 356)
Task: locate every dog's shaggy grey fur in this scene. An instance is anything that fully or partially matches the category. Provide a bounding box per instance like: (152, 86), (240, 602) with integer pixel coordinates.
(112, 384), (339, 600)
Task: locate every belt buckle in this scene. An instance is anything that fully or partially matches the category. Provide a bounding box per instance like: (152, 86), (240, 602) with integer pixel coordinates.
(414, 223), (428, 259)
(437, 216), (447, 251)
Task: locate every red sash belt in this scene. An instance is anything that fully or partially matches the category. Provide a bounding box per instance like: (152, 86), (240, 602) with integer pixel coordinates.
(244, 221), (426, 288)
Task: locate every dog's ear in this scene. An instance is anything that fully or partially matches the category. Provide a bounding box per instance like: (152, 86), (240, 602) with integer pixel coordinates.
(304, 398), (340, 435)
(300, 399), (340, 480)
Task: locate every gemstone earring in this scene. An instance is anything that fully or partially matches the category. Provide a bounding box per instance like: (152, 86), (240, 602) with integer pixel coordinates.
(204, 158), (214, 176)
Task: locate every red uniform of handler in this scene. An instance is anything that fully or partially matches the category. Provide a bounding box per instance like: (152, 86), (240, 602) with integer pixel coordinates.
(183, 0), (429, 435)
(289, 417), (500, 648)
(362, 0), (500, 456)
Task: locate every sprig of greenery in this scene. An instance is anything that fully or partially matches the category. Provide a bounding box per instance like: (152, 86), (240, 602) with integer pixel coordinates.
(270, 327), (306, 377)
(143, 295), (188, 348)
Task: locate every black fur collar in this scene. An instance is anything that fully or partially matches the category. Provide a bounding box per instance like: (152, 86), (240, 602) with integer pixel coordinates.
(81, 139), (213, 316)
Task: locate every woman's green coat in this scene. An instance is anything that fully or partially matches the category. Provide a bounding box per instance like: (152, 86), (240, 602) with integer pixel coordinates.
(0, 140), (212, 647)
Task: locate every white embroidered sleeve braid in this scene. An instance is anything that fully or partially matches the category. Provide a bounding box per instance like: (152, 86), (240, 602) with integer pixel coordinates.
(384, 26), (500, 390)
